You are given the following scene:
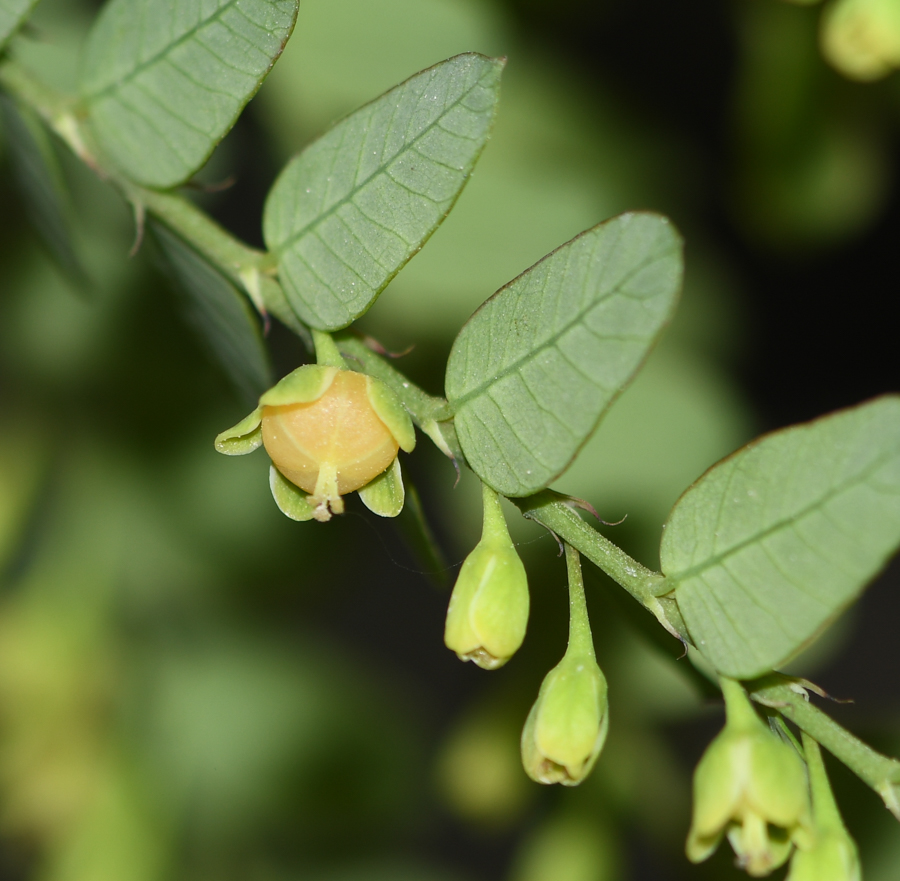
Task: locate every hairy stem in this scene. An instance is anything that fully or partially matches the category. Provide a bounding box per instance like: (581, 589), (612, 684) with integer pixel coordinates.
(564, 545), (595, 659)
(802, 733), (846, 833)
(513, 492), (688, 641)
(751, 677), (900, 821)
(0, 57), (307, 333)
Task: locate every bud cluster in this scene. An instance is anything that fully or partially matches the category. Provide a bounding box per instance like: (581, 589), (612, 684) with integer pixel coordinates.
(445, 508), (609, 788)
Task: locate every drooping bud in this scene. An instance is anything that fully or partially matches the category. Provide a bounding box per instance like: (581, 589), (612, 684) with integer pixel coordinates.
(687, 677), (812, 877)
(787, 828), (861, 881)
(821, 0), (900, 81)
(444, 483), (529, 669)
(786, 734), (861, 881)
(261, 368), (403, 520)
(510, 812), (619, 881)
(521, 545), (608, 786)
(215, 336), (415, 523)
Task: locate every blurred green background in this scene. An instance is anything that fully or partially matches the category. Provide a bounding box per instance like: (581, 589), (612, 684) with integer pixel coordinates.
(1, 0), (899, 879)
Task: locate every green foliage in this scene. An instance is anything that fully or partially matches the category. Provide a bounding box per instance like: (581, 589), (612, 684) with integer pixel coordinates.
(2, 0), (900, 879)
(80, 0), (299, 187)
(263, 53), (503, 330)
(663, 396), (900, 679)
(0, 95), (84, 283)
(153, 223), (272, 404)
(446, 212), (682, 496)
(0, 0), (37, 49)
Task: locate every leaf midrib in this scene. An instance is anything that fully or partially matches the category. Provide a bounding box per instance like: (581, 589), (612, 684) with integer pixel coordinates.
(664, 446), (899, 587)
(84, 0), (252, 101)
(448, 243), (675, 411)
(272, 63), (490, 257)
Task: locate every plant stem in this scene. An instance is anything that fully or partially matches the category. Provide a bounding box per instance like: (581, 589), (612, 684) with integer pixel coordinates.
(720, 676), (761, 731)
(564, 545), (595, 659)
(334, 334), (447, 422)
(312, 329), (347, 369)
(481, 482), (510, 546)
(751, 677), (900, 821)
(332, 333), (464, 462)
(802, 732), (846, 833)
(0, 56), (308, 335)
(513, 492), (688, 640)
(128, 186), (264, 280)
(0, 57), (77, 142)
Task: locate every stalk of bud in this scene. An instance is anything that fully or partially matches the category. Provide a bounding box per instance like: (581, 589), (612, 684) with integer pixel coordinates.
(520, 545), (608, 786)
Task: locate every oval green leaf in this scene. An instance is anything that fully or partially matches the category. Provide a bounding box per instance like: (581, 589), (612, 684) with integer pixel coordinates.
(263, 53), (503, 331)
(662, 396), (900, 679)
(80, 0), (298, 188)
(1, 0), (37, 49)
(445, 212), (683, 497)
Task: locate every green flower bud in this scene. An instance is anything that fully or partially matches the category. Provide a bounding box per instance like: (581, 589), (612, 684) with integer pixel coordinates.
(444, 484), (529, 669)
(687, 678), (812, 877)
(520, 546), (607, 786)
(521, 654), (608, 786)
(215, 364), (415, 522)
(787, 832), (860, 881)
(821, 0), (900, 81)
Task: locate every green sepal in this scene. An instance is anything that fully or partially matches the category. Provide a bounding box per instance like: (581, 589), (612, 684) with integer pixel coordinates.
(366, 377), (416, 452)
(521, 654), (609, 787)
(259, 365), (337, 407)
(358, 458), (405, 518)
(268, 466), (316, 521)
(214, 406), (263, 455)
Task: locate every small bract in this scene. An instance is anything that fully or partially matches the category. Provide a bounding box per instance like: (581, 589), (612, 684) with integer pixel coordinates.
(215, 365), (415, 522)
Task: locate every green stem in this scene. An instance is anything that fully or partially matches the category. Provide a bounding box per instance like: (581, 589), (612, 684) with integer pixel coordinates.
(751, 678), (900, 821)
(802, 732), (846, 833)
(564, 545), (595, 659)
(481, 482), (512, 547)
(720, 676), (761, 731)
(0, 57), (78, 143)
(334, 334), (448, 422)
(513, 492), (687, 640)
(128, 185), (265, 277)
(312, 329), (348, 369)
(0, 57), (308, 335)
